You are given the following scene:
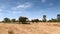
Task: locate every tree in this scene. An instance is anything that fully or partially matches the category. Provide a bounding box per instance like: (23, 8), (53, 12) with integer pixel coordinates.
(31, 19), (35, 23)
(19, 16), (29, 24)
(48, 18), (57, 22)
(51, 18), (57, 22)
(42, 15), (46, 22)
(48, 20), (52, 22)
(31, 19), (39, 23)
(3, 18), (11, 22)
(11, 19), (16, 22)
(57, 14), (60, 22)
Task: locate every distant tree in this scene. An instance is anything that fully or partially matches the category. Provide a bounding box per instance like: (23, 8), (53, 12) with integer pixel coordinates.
(51, 18), (57, 22)
(48, 18), (57, 22)
(39, 20), (42, 22)
(19, 16), (29, 24)
(42, 15), (47, 22)
(16, 20), (19, 22)
(48, 20), (52, 22)
(11, 19), (16, 22)
(31, 19), (39, 23)
(31, 19), (35, 23)
(3, 18), (11, 22)
(57, 14), (60, 22)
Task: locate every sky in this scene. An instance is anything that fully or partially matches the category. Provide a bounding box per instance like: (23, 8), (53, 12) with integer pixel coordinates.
(0, 0), (60, 21)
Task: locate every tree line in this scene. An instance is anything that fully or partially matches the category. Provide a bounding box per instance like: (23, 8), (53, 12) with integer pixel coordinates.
(1, 14), (60, 24)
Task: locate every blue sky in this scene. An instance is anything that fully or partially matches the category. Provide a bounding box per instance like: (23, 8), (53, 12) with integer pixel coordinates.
(0, 0), (60, 21)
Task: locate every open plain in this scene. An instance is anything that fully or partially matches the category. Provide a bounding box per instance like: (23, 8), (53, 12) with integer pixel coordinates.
(0, 22), (60, 34)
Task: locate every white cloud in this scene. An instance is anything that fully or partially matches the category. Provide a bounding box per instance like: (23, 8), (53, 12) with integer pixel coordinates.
(12, 2), (32, 10)
(11, 2), (32, 15)
(17, 3), (31, 8)
(41, 0), (46, 3)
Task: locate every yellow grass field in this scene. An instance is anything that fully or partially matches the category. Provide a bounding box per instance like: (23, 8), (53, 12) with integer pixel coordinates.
(0, 22), (60, 34)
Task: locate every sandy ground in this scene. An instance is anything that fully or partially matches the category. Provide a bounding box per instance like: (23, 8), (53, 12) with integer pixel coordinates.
(0, 22), (60, 34)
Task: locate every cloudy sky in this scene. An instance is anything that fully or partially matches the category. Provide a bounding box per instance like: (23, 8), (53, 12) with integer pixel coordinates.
(0, 0), (60, 21)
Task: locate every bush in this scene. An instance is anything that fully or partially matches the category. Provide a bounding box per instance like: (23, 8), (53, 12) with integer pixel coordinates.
(19, 16), (29, 24)
(8, 31), (13, 34)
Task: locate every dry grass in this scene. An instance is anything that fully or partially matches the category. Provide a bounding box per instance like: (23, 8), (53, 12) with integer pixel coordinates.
(0, 22), (60, 34)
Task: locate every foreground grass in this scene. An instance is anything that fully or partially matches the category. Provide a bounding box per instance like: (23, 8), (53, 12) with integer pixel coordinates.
(0, 22), (60, 34)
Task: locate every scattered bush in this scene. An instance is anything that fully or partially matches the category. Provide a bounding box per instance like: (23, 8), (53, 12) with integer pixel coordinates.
(8, 31), (13, 34)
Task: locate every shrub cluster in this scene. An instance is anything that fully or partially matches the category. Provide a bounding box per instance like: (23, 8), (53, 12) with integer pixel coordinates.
(1, 14), (60, 24)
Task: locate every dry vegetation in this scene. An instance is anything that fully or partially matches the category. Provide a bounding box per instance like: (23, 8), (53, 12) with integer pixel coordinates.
(0, 22), (60, 34)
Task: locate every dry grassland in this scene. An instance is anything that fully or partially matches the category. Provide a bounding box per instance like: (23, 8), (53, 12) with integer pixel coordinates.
(0, 22), (60, 34)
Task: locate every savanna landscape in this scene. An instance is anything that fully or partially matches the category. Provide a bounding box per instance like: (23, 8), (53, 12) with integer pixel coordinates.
(0, 13), (60, 34)
(0, 0), (60, 34)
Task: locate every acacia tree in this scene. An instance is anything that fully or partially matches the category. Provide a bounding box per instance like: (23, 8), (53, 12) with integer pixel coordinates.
(57, 14), (60, 22)
(3, 18), (11, 22)
(42, 15), (47, 22)
(11, 19), (16, 22)
(19, 16), (29, 24)
(48, 18), (57, 22)
(31, 19), (39, 23)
